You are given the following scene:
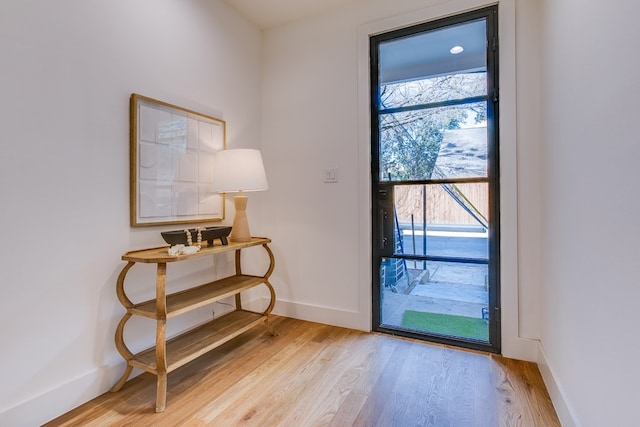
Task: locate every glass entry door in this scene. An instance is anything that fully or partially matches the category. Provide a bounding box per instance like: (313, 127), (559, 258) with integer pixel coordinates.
(370, 6), (500, 353)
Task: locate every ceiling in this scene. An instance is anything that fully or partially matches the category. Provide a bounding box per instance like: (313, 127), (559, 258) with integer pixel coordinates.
(221, 0), (486, 84)
(221, 0), (364, 29)
(379, 19), (486, 84)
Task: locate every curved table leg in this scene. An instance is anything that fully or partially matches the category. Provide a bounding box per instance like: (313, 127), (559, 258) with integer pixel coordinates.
(111, 262), (136, 393)
(262, 243), (275, 280)
(110, 365), (133, 393)
(264, 317), (279, 336)
(261, 243), (278, 335)
(110, 312), (134, 392)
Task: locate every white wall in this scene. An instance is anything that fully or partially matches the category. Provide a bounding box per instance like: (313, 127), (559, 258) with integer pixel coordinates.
(538, 0), (640, 425)
(261, 0), (542, 360)
(0, 1), (262, 425)
(12, 0), (637, 424)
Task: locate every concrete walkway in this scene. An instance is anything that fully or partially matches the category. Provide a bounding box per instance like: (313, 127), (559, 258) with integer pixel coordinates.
(381, 262), (489, 327)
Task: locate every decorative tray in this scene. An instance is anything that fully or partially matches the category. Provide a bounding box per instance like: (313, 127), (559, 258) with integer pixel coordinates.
(161, 226), (232, 246)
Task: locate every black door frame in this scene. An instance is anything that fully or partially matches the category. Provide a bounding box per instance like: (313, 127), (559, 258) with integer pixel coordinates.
(370, 5), (501, 354)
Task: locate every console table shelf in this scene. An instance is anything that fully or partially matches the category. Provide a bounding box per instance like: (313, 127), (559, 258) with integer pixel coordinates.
(131, 310), (265, 372)
(110, 237), (276, 412)
(129, 275), (266, 319)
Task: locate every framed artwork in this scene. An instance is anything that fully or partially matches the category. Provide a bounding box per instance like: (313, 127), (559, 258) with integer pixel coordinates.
(130, 94), (226, 226)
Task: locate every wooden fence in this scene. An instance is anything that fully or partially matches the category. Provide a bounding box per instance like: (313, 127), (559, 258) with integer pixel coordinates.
(394, 183), (488, 227)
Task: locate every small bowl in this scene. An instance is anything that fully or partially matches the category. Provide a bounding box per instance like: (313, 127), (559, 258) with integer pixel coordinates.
(161, 226), (232, 246)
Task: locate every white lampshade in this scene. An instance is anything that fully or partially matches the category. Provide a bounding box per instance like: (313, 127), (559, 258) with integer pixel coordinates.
(211, 149), (268, 193)
(211, 149), (268, 243)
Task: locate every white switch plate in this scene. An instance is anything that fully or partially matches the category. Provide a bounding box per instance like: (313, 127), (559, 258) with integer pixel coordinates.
(324, 168), (338, 183)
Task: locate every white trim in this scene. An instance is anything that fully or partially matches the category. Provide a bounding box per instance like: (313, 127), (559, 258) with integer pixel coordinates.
(357, 6), (374, 336)
(0, 363), (131, 427)
(269, 298), (369, 331)
(537, 342), (581, 427)
(357, 0), (535, 361)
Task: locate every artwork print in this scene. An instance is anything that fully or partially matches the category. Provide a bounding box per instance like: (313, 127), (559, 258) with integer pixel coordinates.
(130, 94), (225, 226)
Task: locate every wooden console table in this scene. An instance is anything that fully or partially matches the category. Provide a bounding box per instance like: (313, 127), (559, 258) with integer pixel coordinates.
(110, 237), (276, 412)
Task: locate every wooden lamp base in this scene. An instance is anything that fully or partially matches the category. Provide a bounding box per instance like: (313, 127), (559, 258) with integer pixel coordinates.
(229, 195), (252, 242)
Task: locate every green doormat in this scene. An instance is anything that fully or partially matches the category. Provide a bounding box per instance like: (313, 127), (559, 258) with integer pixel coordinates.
(401, 310), (488, 341)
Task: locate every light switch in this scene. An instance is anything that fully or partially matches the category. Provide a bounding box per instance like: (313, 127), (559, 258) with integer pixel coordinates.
(324, 168), (338, 183)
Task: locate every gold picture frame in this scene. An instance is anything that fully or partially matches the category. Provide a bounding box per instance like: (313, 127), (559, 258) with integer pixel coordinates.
(130, 94), (226, 227)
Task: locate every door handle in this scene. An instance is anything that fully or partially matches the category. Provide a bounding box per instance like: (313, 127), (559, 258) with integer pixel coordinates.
(380, 208), (389, 250)
(378, 187), (394, 257)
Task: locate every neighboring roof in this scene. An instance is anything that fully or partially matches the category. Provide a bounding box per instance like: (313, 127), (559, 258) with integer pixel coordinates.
(434, 127), (487, 178)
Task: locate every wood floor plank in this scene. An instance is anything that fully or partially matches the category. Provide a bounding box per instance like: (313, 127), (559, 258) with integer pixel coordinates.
(493, 357), (561, 427)
(199, 324), (347, 425)
(227, 325), (365, 426)
(44, 317), (560, 427)
(328, 334), (398, 426)
(385, 341), (451, 427)
(352, 338), (416, 426)
(279, 331), (381, 426)
(175, 318), (319, 425)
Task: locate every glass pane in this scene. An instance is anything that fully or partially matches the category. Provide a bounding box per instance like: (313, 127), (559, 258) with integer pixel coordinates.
(393, 183), (488, 259)
(380, 260), (489, 341)
(378, 19), (487, 89)
(380, 102), (487, 181)
(380, 72), (487, 109)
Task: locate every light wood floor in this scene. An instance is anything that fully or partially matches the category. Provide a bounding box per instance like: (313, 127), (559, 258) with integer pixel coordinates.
(45, 316), (560, 426)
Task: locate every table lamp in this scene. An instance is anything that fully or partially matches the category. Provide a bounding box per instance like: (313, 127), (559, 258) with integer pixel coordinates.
(211, 149), (268, 242)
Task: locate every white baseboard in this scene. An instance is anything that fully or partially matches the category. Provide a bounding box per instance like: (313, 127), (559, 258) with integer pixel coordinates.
(537, 342), (580, 427)
(501, 335), (539, 362)
(266, 297), (370, 331)
(0, 362), (130, 427)
(0, 305), (238, 427)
